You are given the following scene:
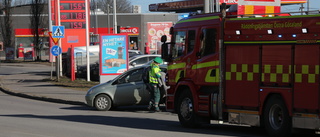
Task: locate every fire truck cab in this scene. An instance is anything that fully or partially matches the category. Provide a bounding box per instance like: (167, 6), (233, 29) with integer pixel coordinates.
(161, 11), (320, 137)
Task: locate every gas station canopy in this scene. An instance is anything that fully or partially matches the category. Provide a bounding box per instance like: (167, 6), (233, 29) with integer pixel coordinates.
(149, 0), (307, 13)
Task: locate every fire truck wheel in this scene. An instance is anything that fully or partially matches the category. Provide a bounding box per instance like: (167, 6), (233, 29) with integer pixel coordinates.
(177, 89), (204, 128)
(263, 95), (291, 137)
(94, 94), (112, 111)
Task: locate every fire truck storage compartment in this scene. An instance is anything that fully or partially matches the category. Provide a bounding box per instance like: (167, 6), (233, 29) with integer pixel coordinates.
(294, 44), (320, 113)
(225, 45), (260, 109)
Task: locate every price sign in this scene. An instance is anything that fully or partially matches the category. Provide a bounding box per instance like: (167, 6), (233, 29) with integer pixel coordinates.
(60, 12), (86, 20)
(60, 3), (85, 10)
(61, 22), (86, 29)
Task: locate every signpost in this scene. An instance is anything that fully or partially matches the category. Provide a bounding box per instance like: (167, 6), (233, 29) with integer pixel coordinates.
(49, 26), (64, 81)
(50, 45), (62, 56)
(50, 45), (62, 81)
(52, 26), (65, 38)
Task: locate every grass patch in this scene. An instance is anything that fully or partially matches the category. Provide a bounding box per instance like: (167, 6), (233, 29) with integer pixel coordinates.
(45, 76), (99, 91)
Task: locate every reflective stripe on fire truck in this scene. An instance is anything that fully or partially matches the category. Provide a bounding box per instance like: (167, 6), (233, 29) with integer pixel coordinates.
(205, 68), (220, 82)
(177, 16), (220, 24)
(229, 14), (320, 21)
(192, 61), (219, 82)
(224, 41), (297, 44)
(192, 61), (219, 69)
(169, 61), (319, 83)
(295, 65), (319, 83)
(226, 64), (259, 81)
(226, 64), (319, 83)
(168, 62), (186, 83)
(168, 62), (186, 70)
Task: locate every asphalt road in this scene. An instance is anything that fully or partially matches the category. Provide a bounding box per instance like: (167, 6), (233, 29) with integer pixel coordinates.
(1, 62), (319, 137)
(0, 91), (258, 137)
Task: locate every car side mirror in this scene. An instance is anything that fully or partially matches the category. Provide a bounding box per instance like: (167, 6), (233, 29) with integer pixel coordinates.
(131, 62), (136, 67)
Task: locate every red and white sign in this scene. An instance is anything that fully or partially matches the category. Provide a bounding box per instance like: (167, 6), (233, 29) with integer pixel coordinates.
(219, 0), (306, 4)
(238, 0), (281, 6)
(147, 22), (172, 50)
(119, 27), (139, 34)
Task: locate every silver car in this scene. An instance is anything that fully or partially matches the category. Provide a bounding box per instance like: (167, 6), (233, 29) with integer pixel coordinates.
(129, 54), (161, 68)
(85, 65), (167, 111)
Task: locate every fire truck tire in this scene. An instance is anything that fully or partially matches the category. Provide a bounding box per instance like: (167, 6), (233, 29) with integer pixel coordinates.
(177, 89), (207, 128)
(263, 95), (291, 137)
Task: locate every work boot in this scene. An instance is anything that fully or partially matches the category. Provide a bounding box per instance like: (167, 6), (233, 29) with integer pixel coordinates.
(147, 102), (154, 110)
(155, 107), (161, 112)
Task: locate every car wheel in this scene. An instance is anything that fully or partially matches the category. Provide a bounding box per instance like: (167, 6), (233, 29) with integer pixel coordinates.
(177, 89), (209, 127)
(94, 94), (112, 111)
(263, 95), (291, 137)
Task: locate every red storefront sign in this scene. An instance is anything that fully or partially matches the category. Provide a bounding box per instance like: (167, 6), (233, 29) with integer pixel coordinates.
(119, 27), (139, 35)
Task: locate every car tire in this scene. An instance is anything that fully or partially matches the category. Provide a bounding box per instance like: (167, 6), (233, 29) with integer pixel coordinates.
(94, 94), (112, 111)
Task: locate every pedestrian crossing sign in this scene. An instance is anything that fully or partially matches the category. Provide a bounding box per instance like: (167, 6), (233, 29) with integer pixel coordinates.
(52, 26), (65, 38)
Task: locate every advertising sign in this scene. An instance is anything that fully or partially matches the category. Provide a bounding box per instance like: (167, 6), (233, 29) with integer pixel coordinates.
(219, 0), (306, 4)
(100, 34), (128, 75)
(5, 47), (15, 60)
(24, 47), (34, 60)
(238, 0), (281, 6)
(147, 22), (172, 51)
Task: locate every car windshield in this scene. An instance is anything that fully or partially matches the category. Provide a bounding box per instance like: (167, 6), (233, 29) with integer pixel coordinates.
(129, 50), (141, 58)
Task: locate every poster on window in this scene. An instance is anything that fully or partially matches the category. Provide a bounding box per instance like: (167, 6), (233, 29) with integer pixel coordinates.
(100, 34), (128, 75)
(5, 47), (15, 60)
(24, 47), (34, 61)
(147, 22), (172, 52)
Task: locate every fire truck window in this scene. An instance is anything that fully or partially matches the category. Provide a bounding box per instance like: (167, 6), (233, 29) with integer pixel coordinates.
(172, 31), (186, 58)
(187, 30), (196, 53)
(200, 29), (217, 57)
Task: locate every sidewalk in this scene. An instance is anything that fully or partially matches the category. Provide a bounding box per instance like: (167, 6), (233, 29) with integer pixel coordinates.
(0, 62), (87, 106)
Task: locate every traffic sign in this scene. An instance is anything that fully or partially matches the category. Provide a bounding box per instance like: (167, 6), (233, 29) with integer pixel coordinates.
(51, 46), (62, 56)
(48, 32), (60, 45)
(52, 26), (65, 38)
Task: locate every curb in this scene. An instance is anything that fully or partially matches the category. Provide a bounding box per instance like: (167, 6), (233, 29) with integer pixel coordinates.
(0, 86), (86, 106)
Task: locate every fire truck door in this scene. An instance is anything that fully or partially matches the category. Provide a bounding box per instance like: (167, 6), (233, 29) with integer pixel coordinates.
(195, 28), (219, 86)
(294, 45), (320, 112)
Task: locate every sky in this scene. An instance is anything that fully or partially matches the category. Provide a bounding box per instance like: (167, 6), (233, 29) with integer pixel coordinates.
(129, 0), (320, 13)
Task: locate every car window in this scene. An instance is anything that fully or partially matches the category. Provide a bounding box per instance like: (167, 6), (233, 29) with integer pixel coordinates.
(148, 57), (156, 62)
(172, 31), (186, 58)
(117, 68), (143, 84)
(133, 57), (148, 65)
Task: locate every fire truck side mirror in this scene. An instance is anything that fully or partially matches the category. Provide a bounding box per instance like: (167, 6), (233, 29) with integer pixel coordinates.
(161, 43), (171, 62)
(169, 27), (174, 35)
(161, 35), (167, 43)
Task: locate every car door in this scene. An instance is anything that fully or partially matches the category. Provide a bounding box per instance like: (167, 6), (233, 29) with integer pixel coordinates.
(113, 68), (149, 106)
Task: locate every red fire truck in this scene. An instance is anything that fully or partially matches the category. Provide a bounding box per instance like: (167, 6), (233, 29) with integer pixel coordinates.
(160, 8), (320, 137)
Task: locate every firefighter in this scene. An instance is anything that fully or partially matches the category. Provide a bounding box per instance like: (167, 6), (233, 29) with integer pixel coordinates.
(147, 57), (163, 112)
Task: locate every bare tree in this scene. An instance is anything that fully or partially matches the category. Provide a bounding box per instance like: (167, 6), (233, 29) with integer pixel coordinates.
(94, 0), (132, 13)
(0, 0), (15, 57)
(30, 0), (46, 61)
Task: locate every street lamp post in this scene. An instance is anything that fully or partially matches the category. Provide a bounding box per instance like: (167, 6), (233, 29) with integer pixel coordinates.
(113, 0), (117, 34)
(107, 4), (111, 33)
